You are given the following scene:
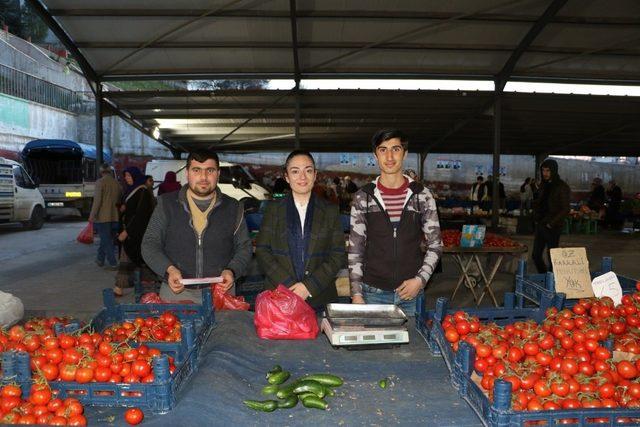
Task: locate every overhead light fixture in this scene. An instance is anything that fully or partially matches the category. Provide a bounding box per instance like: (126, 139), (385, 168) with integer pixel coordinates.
(153, 108), (162, 112)
(152, 127), (160, 139)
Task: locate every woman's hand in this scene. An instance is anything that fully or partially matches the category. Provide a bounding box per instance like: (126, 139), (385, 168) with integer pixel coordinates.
(117, 230), (128, 242)
(351, 295), (365, 304)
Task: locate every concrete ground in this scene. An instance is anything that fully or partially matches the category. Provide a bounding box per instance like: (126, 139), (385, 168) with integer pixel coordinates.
(0, 218), (639, 321)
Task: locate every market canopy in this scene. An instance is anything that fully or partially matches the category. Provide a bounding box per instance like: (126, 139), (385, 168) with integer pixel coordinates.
(28, 0), (640, 155)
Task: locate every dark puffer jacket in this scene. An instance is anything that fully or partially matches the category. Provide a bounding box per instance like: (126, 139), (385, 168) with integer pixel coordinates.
(533, 159), (571, 230)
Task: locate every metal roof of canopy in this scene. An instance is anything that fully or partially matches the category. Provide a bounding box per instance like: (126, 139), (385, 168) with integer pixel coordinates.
(27, 0), (640, 157)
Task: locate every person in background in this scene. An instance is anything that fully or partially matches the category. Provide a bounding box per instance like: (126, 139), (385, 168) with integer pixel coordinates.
(89, 163), (121, 270)
(520, 177), (534, 215)
(158, 171), (181, 195)
(144, 175), (157, 207)
(256, 150), (345, 309)
(114, 167), (155, 296)
(349, 129), (442, 316)
(531, 159), (571, 273)
(587, 177), (606, 212)
(469, 176), (484, 205)
(606, 180), (623, 229)
(142, 151), (252, 303)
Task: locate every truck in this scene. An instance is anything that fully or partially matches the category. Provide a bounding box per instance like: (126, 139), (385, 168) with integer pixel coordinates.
(21, 139), (111, 218)
(0, 157), (46, 229)
(145, 159), (270, 212)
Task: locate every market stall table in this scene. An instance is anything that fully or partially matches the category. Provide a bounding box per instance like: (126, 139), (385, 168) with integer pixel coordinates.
(84, 311), (480, 426)
(445, 244), (528, 307)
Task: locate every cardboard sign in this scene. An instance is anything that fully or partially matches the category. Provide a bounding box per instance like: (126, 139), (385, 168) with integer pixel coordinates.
(550, 248), (594, 299)
(591, 271), (623, 306)
(460, 225), (486, 248)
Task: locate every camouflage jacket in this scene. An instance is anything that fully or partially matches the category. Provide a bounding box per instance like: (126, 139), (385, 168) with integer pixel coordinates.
(348, 177), (442, 296)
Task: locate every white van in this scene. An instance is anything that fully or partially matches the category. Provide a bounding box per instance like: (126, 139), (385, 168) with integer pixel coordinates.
(145, 160), (270, 210)
(0, 157), (46, 229)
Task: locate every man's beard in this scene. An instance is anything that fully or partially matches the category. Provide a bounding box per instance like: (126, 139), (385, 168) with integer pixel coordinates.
(189, 183), (214, 198)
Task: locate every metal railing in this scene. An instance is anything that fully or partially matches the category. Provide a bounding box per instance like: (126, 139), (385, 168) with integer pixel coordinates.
(0, 64), (85, 113)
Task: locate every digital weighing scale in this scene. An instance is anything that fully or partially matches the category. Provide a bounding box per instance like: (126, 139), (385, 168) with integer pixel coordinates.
(321, 304), (409, 349)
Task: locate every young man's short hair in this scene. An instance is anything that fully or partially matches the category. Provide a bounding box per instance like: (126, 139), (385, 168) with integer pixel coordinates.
(186, 151), (220, 169)
(371, 129), (408, 152)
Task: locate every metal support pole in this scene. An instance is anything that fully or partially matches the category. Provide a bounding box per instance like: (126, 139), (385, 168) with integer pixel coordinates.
(95, 82), (103, 175)
(491, 95), (501, 229)
(418, 152), (427, 182)
(294, 81), (301, 149)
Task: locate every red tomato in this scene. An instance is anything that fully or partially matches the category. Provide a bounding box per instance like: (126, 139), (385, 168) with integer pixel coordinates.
(124, 407), (144, 425)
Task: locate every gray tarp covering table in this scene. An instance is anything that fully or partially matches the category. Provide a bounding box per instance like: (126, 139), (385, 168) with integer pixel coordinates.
(87, 311), (481, 426)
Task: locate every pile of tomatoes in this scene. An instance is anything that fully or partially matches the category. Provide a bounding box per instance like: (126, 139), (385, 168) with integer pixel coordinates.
(0, 314), (179, 386)
(441, 289), (640, 415)
(441, 229), (520, 248)
(0, 384), (86, 425)
(101, 312), (181, 343)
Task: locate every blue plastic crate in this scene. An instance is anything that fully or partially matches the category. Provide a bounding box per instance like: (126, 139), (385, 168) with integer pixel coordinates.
(2, 349), (197, 414)
(415, 293), (564, 379)
(55, 288), (214, 366)
(516, 257), (639, 308)
(453, 341), (640, 427)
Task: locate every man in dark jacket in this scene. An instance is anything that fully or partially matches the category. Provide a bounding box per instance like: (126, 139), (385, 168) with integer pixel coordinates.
(531, 158), (571, 273)
(141, 151), (252, 303)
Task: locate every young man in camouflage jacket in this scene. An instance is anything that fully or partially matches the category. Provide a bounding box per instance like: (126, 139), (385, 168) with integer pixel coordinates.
(348, 130), (442, 315)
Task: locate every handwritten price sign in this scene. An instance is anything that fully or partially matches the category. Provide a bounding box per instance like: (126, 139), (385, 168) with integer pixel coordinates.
(550, 248), (594, 299)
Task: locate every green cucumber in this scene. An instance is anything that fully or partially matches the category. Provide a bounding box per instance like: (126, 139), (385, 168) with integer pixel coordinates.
(266, 365), (282, 378)
(296, 392), (316, 400)
(300, 374), (344, 387)
(267, 370), (290, 385)
(293, 380), (326, 398)
(276, 381), (300, 399)
(277, 395), (298, 409)
(243, 399), (278, 412)
(323, 386), (336, 397)
(301, 395), (328, 410)
(261, 384), (279, 395)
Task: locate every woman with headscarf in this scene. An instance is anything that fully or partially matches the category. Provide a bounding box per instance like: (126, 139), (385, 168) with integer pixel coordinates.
(114, 166), (155, 296)
(158, 171), (182, 195)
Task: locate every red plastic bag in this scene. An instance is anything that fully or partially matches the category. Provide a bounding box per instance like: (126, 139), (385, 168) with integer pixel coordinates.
(212, 285), (250, 311)
(254, 285), (319, 340)
(76, 222), (94, 244)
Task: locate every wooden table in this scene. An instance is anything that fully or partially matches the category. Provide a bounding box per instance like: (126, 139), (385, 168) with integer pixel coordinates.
(444, 244), (528, 307)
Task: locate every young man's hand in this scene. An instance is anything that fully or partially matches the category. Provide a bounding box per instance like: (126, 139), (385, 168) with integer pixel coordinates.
(351, 295), (365, 304)
(167, 266), (184, 294)
(117, 230), (128, 242)
(290, 282), (311, 300)
(396, 278), (423, 300)
(219, 269), (235, 293)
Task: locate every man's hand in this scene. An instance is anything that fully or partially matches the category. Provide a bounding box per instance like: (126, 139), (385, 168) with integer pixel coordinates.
(167, 266), (184, 294)
(396, 277), (423, 300)
(117, 230), (128, 242)
(289, 282), (311, 300)
(219, 269), (235, 293)
(351, 295), (365, 304)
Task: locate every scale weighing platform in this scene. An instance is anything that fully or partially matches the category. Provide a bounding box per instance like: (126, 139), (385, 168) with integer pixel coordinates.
(321, 304), (409, 349)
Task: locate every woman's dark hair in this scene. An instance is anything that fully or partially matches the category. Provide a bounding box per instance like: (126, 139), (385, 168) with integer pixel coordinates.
(371, 129), (408, 151)
(520, 177), (531, 193)
(284, 150), (315, 171)
(186, 150), (220, 169)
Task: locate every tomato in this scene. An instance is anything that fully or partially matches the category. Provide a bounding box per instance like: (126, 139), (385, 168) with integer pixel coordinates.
(8, 325), (26, 342)
(75, 367), (94, 383)
(95, 367), (112, 382)
(59, 363), (78, 382)
(444, 328), (459, 343)
(45, 348), (63, 364)
(124, 407), (144, 425)
(161, 312), (178, 327)
(49, 415), (68, 426)
(550, 381), (570, 397)
(523, 342), (539, 356)
(65, 398), (84, 416)
(617, 360), (638, 380)
(68, 415), (88, 426)
(47, 398), (63, 412)
(475, 343), (491, 358)
(560, 358), (579, 376)
(533, 380), (551, 397)
(63, 348), (82, 364)
(131, 360), (151, 378)
(29, 387), (52, 406)
(1, 396), (21, 412)
(1, 384), (22, 398)
(123, 348), (139, 362)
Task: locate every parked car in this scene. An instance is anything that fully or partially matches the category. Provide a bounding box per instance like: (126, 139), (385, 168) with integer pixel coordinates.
(0, 157), (46, 229)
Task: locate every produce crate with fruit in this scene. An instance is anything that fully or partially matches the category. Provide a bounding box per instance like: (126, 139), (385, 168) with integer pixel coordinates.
(424, 293), (640, 426)
(416, 293), (565, 375)
(516, 257), (640, 308)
